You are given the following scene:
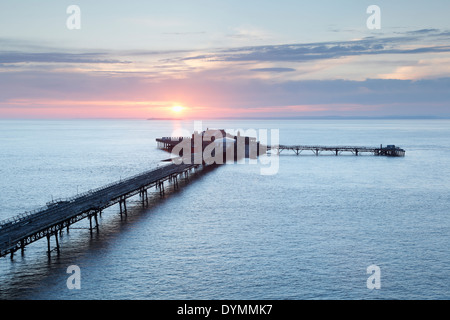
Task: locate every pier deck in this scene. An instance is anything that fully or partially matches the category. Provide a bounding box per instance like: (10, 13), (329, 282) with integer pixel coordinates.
(268, 144), (405, 157)
(0, 162), (199, 258)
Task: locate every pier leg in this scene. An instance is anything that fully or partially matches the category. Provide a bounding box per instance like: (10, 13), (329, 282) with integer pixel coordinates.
(141, 189), (146, 207)
(119, 199), (127, 216)
(159, 181), (165, 197)
(94, 213), (99, 232)
(21, 239), (25, 256)
(47, 234), (51, 258)
(55, 234), (60, 254)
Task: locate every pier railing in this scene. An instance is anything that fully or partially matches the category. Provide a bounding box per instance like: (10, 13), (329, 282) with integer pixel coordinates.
(0, 163), (175, 230)
(267, 144), (405, 156)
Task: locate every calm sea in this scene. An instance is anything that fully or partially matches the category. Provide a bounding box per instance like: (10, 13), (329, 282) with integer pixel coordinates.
(0, 119), (449, 300)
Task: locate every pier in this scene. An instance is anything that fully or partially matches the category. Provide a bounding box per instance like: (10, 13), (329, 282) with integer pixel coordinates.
(268, 144), (405, 157)
(0, 128), (404, 259)
(0, 162), (201, 259)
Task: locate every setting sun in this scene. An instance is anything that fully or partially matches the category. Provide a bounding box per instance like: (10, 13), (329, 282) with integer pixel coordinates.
(172, 105), (184, 113)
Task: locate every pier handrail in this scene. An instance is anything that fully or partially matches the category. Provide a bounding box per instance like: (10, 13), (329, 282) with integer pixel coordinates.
(0, 163), (175, 230)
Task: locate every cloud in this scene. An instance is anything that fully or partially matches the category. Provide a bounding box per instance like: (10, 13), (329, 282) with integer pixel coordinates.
(250, 68), (296, 73)
(0, 51), (130, 64)
(180, 29), (450, 64)
(1, 28), (450, 118)
(1, 65), (450, 118)
(184, 41), (450, 63)
(403, 28), (440, 35)
(379, 56), (450, 80)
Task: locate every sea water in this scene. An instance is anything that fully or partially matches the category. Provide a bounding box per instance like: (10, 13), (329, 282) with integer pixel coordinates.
(0, 119), (449, 300)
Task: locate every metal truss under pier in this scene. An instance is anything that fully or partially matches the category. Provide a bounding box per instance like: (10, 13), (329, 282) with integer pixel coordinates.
(0, 163), (201, 259)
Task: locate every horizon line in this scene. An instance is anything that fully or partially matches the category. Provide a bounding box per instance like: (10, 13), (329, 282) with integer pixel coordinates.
(1, 115), (449, 121)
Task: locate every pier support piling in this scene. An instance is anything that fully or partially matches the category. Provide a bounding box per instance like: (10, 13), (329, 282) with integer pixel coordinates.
(159, 181), (165, 197)
(55, 233), (60, 254)
(47, 234), (51, 258)
(119, 197), (127, 217)
(91, 213), (99, 233)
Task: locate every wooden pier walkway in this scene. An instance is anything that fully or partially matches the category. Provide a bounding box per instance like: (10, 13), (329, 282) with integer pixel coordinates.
(0, 162), (200, 259)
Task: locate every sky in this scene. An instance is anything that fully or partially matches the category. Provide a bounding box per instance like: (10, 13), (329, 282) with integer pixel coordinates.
(0, 0), (450, 119)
